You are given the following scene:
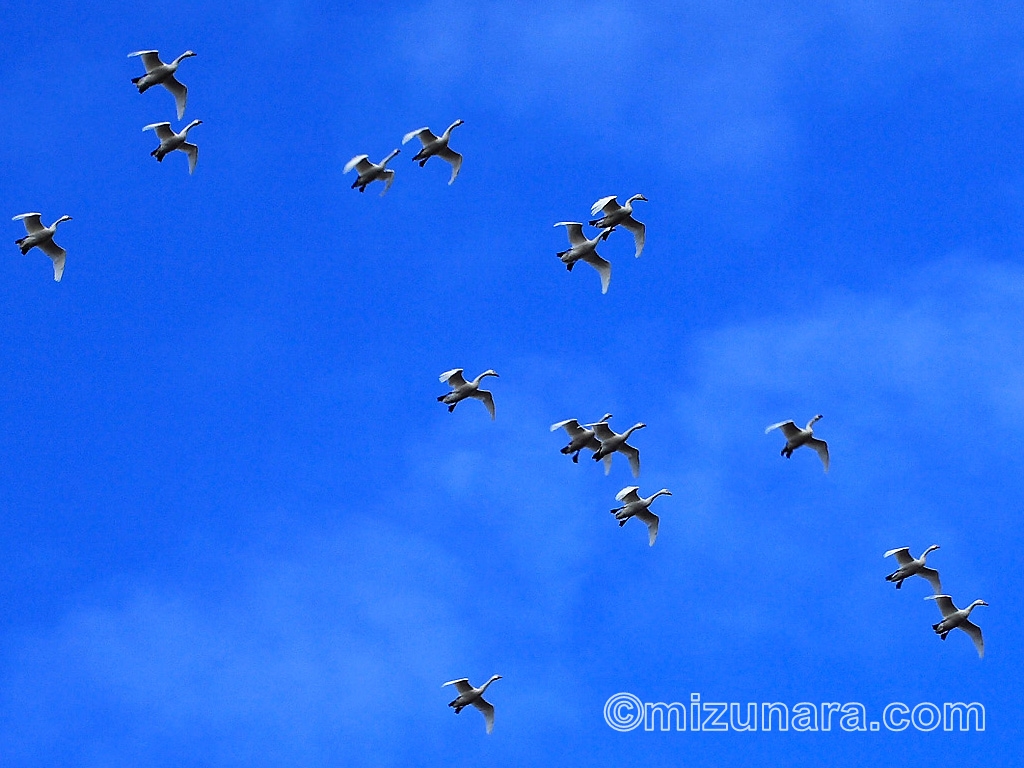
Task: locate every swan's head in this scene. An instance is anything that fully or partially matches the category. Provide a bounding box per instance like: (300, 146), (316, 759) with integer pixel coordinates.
(973, 600), (989, 608)
(382, 149), (401, 165)
(657, 489), (672, 496)
(185, 119), (203, 131)
(481, 370), (500, 379)
(450, 119), (465, 129)
(180, 50), (198, 59)
(923, 544), (941, 555)
(598, 413), (613, 423)
(629, 194), (649, 204)
(631, 422), (647, 432)
(55, 215), (73, 225)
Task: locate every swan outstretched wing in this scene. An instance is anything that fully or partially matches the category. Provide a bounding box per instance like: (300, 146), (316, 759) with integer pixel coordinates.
(472, 389), (496, 420)
(473, 697), (495, 734)
(554, 221), (587, 247)
(38, 240), (66, 282)
(619, 443), (641, 477)
(442, 678), (473, 694)
(589, 422), (616, 441)
(807, 437), (830, 472)
(162, 75), (188, 120)
(551, 418), (583, 435)
(344, 155), (373, 174)
(591, 195), (620, 217)
(128, 50), (164, 71)
(765, 420), (799, 437)
(182, 142), (199, 174)
(439, 368), (468, 387)
(925, 594), (957, 618)
(380, 169), (395, 196)
(621, 216), (645, 257)
(13, 213), (44, 234)
(437, 146), (462, 184)
(884, 547), (914, 566)
(580, 252), (611, 294)
(634, 509), (659, 546)
(142, 122), (175, 141)
(918, 567), (942, 594)
(615, 486), (641, 503)
(960, 620), (984, 659)
(402, 126), (437, 145)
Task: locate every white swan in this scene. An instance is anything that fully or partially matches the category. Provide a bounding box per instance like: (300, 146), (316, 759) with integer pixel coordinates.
(128, 50), (196, 120)
(884, 545), (941, 592)
(143, 120), (202, 174)
(765, 414), (829, 472)
(611, 486), (671, 546)
(589, 420), (646, 477)
(443, 675), (502, 733)
(554, 222), (615, 294)
(402, 119), (464, 184)
(438, 368), (499, 419)
(590, 194), (647, 257)
(344, 150), (400, 196)
(550, 413), (614, 464)
(13, 213), (72, 281)
(925, 595), (987, 658)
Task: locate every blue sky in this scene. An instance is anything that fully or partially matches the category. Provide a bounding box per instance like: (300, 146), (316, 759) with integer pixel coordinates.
(1, 1), (1022, 765)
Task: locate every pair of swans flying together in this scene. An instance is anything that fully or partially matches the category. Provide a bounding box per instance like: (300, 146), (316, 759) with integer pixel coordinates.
(444, 675), (501, 734)
(13, 213), (72, 282)
(128, 50), (196, 120)
(765, 414), (829, 472)
(612, 485), (672, 546)
(555, 194), (647, 293)
(884, 545), (941, 592)
(144, 120), (202, 174)
(551, 415), (645, 476)
(438, 368), (499, 419)
(346, 119), (465, 195)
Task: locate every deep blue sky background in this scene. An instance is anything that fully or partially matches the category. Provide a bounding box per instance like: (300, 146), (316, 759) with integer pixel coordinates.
(1, 1), (1022, 765)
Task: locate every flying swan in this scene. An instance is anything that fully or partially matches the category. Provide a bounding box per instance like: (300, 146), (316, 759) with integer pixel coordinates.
(443, 675), (502, 733)
(554, 222), (615, 294)
(765, 414), (829, 472)
(438, 368), (499, 419)
(402, 119), (464, 184)
(884, 545), (941, 592)
(13, 213), (72, 281)
(143, 120), (202, 174)
(344, 150), (400, 196)
(611, 486), (672, 546)
(128, 50), (196, 120)
(590, 420), (646, 477)
(550, 413), (614, 465)
(590, 194), (647, 257)
(925, 595), (987, 658)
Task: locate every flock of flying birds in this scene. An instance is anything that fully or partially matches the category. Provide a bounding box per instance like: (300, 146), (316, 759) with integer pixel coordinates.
(10, 47), (987, 738)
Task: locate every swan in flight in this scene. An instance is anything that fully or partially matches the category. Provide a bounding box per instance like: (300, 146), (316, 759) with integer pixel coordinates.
(143, 120), (202, 174)
(438, 368), (499, 419)
(13, 213), (72, 281)
(590, 420), (646, 477)
(554, 222), (615, 294)
(765, 414), (829, 472)
(550, 413), (614, 464)
(611, 486), (671, 546)
(884, 545), (941, 592)
(589, 194), (647, 257)
(444, 675), (502, 733)
(344, 150), (400, 196)
(402, 119), (464, 184)
(925, 595), (987, 658)
(128, 50), (196, 120)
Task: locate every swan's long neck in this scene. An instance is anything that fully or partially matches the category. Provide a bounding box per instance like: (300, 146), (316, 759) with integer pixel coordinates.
(806, 415), (822, 430)
(183, 120), (202, 133)
(381, 149), (400, 166)
(480, 675), (500, 691)
(922, 545), (939, 560)
(965, 600), (985, 615)
(443, 120), (462, 138)
(623, 423), (644, 438)
(54, 215), (72, 227)
(627, 194), (644, 205)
